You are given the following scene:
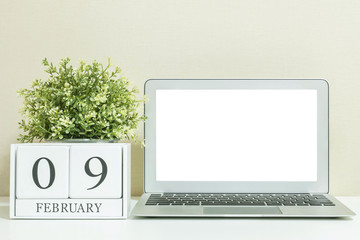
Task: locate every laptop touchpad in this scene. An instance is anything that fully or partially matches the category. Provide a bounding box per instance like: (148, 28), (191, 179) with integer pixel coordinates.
(203, 207), (282, 215)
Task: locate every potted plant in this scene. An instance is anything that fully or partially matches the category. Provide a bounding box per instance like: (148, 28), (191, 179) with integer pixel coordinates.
(17, 57), (145, 143)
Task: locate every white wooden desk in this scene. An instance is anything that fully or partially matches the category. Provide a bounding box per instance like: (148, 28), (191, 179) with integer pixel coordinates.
(0, 197), (359, 240)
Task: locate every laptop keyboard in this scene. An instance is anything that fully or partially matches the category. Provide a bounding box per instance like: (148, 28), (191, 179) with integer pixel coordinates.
(145, 193), (335, 206)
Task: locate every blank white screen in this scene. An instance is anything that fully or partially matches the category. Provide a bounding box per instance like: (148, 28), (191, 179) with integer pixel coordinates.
(156, 90), (317, 181)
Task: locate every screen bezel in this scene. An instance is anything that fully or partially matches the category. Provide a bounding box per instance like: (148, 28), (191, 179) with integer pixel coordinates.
(144, 79), (329, 193)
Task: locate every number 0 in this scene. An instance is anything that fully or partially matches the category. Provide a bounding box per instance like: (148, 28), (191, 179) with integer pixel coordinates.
(32, 157), (56, 189)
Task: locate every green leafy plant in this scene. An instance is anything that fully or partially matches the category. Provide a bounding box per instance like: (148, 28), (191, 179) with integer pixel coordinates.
(18, 58), (145, 143)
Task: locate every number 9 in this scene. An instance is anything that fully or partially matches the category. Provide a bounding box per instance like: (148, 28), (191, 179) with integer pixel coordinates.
(84, 156), (108, 190)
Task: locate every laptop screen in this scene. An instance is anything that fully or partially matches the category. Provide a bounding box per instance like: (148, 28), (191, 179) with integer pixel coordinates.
(144, 79), (329, 193)
(156, 89), (317, 182)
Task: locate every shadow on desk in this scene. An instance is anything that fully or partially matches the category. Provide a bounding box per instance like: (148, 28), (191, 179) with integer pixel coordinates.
(130, 215), (353, 221)
(0, 206), (10, 220)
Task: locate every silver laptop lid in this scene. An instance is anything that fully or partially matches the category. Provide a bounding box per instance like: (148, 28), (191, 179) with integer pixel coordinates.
(144, 79), (329, 193)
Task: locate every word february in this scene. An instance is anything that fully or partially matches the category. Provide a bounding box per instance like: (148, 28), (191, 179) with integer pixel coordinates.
(36, 202), (102, 213)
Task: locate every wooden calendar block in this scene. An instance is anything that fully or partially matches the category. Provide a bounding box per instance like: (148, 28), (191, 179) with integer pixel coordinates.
(10, 143), (131, 219)
(69, 145), (123, 198)
(16, 146), (69, 199)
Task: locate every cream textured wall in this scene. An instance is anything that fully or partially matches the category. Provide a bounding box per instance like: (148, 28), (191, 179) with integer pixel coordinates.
(1, 0), (360, 196)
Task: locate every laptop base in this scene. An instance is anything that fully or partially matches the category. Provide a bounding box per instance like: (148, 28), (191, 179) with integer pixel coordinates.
(131, 193), (355, 217)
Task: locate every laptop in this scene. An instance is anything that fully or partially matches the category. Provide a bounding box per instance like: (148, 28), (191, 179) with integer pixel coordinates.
(131, 79), (355, 217)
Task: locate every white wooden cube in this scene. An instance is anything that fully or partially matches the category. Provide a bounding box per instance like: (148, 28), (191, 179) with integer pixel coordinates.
(16, 146), (69, 198)
(10, 143), (131, 219)
(69, 145), (123, 198)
